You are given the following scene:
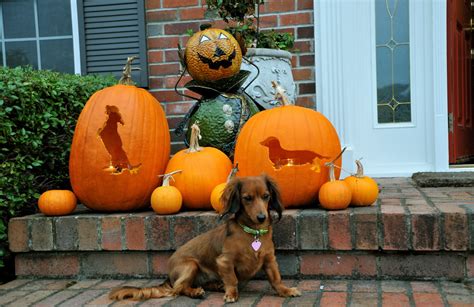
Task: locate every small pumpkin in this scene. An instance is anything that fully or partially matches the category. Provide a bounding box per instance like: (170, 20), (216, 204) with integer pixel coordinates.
(234, 81), (342, 207)
(318, 163), (351, 210)
(210, 163), (239, 213)
(38, 190), (77, 216)
(344, 160), (379, 206)
(151, 170), (183, 215)
(185, 27), (242, 82)
(165, 123), (233, 209)
(69, 57), (170, 212)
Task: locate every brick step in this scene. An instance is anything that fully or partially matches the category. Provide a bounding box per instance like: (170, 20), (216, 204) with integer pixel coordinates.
(7, 178), (474, 280)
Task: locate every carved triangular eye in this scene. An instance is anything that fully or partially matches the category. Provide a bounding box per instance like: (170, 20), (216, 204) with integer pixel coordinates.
(200, 35), (211, 43)
(218, 33), (228, 40)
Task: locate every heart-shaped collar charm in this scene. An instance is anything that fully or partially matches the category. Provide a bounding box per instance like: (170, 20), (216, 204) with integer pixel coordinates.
(251, 239), (262, 251)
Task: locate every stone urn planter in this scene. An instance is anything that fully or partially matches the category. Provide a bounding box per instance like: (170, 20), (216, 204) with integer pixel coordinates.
(241, 48), (296, 109)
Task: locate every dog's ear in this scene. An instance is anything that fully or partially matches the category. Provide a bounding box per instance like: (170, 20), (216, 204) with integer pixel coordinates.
(220, 177), (242, 219)
(263, 174), (283, 221)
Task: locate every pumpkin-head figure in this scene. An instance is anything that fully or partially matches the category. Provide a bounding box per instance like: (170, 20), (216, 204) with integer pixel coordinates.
(185, 27), (242, 82)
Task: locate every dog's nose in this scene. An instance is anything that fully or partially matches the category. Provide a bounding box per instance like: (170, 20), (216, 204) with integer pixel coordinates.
(257, 214), (266, 223)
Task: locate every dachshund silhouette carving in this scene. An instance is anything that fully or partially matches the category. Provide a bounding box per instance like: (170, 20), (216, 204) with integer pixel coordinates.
(260, 137), (329, 171)
(98, 105), (141, 174)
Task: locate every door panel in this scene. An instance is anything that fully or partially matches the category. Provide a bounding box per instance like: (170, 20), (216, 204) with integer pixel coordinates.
(447, 0), (474, 163)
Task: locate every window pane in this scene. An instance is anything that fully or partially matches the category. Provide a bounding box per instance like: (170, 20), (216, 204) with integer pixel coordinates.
(37, 0), (72, 36)
(2, 0), (36, 38)
(6, 41), (38, 68)
(375, 0), (411, 124)
(40, 39), (74, 73)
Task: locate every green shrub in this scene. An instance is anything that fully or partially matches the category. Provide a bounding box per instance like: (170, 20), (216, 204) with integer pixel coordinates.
(0, 66), (116, 277)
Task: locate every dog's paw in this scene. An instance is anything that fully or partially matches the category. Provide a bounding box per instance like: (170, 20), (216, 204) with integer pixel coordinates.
(223, 288), (239, 303)
(278, 287), (301, 297)
(187, 287), (205, 298)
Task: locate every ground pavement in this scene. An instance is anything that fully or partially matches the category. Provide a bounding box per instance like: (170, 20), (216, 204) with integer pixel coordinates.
(0, 278), (473, 306)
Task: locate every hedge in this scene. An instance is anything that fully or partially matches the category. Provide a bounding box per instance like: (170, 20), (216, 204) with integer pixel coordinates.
(0, 66), (116, 279)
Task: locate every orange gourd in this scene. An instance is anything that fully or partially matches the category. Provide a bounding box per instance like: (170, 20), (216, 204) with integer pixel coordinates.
(185, 27), (242, 82)
(69, 57), (170, 212)
(151, 170), (183, 215)
(210, 164), (239, 213)
(234, 82), (342, 207)
(344, 160), (379, 206)
(318, 163), (351, 210)
(38, 190), (77, 216)
(165, 123), (232, 210)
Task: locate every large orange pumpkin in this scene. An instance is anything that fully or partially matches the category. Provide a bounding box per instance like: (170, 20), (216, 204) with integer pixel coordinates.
(165, 123), (232, 210)
(185, 27), (242, 82)
(69, 57), (170, 211)
(234, 82), (341, 207)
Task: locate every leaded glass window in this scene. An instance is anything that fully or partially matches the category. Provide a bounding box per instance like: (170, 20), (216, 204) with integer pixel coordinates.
(375, 0), (411, 124)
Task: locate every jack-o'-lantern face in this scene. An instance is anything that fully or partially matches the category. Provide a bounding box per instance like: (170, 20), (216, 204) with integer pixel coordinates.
(185, 28), (242, 82)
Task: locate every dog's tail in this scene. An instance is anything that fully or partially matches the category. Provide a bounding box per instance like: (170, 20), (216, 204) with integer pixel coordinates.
(109, 279), (174, 301)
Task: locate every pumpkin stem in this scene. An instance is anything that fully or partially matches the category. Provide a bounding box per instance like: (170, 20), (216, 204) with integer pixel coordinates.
(272, 81), (292, 106)
(325, 162), (336, 182)
(226, 163), (239, 182)
(355, 160), (365, 178)
(160, 170), (182, 186)
(186, 123), (203, 153)
(119, 56), (138, 85)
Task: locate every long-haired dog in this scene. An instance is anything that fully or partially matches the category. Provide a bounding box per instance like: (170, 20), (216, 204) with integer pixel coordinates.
(109, 175), (301, 303)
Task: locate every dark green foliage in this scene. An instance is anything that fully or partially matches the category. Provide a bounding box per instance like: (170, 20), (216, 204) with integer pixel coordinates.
(205, 0), (264, 22)
(0, 66), (115, 273)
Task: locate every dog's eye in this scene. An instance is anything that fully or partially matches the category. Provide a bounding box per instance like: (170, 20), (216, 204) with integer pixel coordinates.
(243, 195), (253, 202)
(262, 194), (270, 200)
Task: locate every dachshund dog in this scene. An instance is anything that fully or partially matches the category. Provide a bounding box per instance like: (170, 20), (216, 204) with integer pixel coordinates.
(109, 175), (301, 303)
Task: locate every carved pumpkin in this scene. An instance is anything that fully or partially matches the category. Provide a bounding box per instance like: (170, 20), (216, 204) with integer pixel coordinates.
(69, 57), (170, 212)
(318, 163), (351, 210)
(234, 82), (341, 207)
(151, 171), (183, 215)
(185, 27), (242, 82)
(38, 190), (77, 216)
(165, 124), (232, 210)
(344, 160), (379, 206)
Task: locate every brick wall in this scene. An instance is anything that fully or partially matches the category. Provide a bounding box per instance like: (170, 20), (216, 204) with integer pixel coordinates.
(145, 0), (315, 154)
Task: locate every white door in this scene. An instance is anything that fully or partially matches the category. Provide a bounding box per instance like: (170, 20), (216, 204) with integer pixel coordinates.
(315, 0), (443, 177)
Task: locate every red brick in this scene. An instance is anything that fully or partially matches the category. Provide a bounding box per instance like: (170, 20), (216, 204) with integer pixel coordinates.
(410, 282), (439, 293)
(297, 279), (321, 291)
(165, 49), (181, 62)
(125, 216), (146, 250)
(320, 292), (347, 305)
(81, 253), (148, 277)
(298, 0), (314, 10)
(151, 253), (172, 276)
(382, 212), (408, 250)
(295, 95), (315, 108)
(167, 116), (185, 130)
(56, 289), (105, 306)
(164, 22), (200, 35)
(148, 50), (164, 63)
(382, 292), (410, 306)
(354, 210), (379, 250)
(77, 216), (100, 251)
(146, 10), (178, 22)
(151, 90), (184, 103)
(101, 216), (122, 251)
(262, 0), (295, 13)
(298, 82), (315, 94)
(31, 218), (53, 251)
(293, 40), (313, 53)
(320, 280), (348, 291)
(292, 68), (313, 81)
(258, 15), (278, 28)
(8, 218), (29, 252)
(149, 63), (180, 76)
(180, 7), (206, 20)
(468, 255), (474, 278)
(434, 203), (469, 251)
(172, 212), (198, 248)
(411, 213), (441, 251)
(297, 26), (314, 39)
(147, 215), (172, 250)
(300, 253), (376, 277)
(328, 211), (352, 250)
(381, 281), (408, 293)
(256, 295), (285, 306)
(350, 292), (378, 306)
(148, 36), (180, 49)
(166, 102), (194, 115)
(299, 54), (315, 66)
(352, 280), (378, 292)
(146, 1), (161, 9)
(163, 0), (198, 8)
(15, 254), (79, 277)
(413, 293), (444, 307)
(280, 12), (312, 26)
